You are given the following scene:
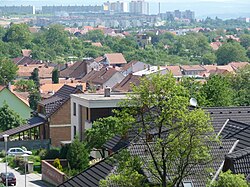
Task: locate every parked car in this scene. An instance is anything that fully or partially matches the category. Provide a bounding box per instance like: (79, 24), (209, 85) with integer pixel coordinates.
(0, 172), (16, 186)
(7, 147), (32, 156)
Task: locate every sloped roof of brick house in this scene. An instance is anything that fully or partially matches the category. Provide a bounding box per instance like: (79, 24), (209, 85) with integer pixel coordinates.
(104, 53), (127, 65)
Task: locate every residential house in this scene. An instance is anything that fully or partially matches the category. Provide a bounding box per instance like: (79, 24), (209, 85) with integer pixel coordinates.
(121, 60), (148, 76)
(17, 64), (54, 79)
(103, 53), (127, 66)
(0, 86), (32, 119)
(70, 91), (127, 143)
(92, 42), (103, 47)
(113, 74), (141, 92)
(13, 56), (41, 65)
(229, 62), (249, 71)
(165, 65), (183, 79)
(133, 66), (167, 76)
(136, 33), (152, 48)
(210, 41), (223, 50)
(21, 49), (32, 57)
(180, 65), (206, 77)
(60, 59), (101, 80)
(37, 85), (83, 146)
(82, 67), (125, 90)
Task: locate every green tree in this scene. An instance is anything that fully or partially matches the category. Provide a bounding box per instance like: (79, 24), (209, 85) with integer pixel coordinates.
(14, 79), (36, 92)
(211, 170), (249, 187)
(216, 42), (248, 65)
(202, 53), (217, 65)
(29, 68), (40, 88)
(232, 65), (250, 106)
(240, 34), (250, 49)
(0, 103), (25, 131)
(201, 74), (234, 107)
(67, 138), (89, 172)
(100, 150), (146, 187)
(52, 69), (59, 84)
(3, 23), (32, 46)
(0, 57), (18, 85)
(95, 74), (215, 187)
(28, 90), (41, 111)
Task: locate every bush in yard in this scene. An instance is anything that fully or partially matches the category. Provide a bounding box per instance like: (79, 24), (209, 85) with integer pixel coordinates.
(53, 158), (63, 171)
(67, 138), (89, 172)
(44, 148), (60, 159)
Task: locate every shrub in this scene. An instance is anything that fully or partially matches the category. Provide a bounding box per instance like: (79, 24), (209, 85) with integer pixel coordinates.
(0, 150), (5, 158)
(38, 149), (47, 159)
(53, 158), (63, 171)
(60, 144), (70, 159)
(44, 148), (60, 159)
(33, 162), (41, 173)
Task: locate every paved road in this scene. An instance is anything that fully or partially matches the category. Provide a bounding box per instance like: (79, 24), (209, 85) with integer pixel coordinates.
(0, 160), (52, 187)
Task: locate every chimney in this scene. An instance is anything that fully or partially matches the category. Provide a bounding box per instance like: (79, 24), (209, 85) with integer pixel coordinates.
(76, 84), (83, 91)
(104, 87), (111, 97)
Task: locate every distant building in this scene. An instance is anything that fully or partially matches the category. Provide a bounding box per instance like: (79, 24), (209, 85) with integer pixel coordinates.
(129, 0), (149, 15)
(42, 5), (104, 14)
(136, 33), (152, 48)
(0, 6), (35, 15)
(161, 10), (195, 21)
(104, 1), (128, 13)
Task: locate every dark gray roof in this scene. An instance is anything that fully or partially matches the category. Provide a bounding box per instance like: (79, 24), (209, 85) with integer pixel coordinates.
(0, 117), (46, 139)
(128, 139), (238, 187)
(223, 147), (250, 176)
(102, 135), (129, 153)
(220, 119), (250, 151)
(204, 107), (250, 134)
(58, 158), (114, 187)
(39, 85), (82, 117)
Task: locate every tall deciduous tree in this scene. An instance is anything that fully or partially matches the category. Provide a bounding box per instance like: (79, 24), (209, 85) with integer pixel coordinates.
(0, 102), (26, 131)
(240, 34), (250, 49)
(232, 65), (250, 106)
(201, 74), (234, 107)
(3, 23), (32, 46)
(0, 57), (18, 85)
(92, 74), (215, 187)
(216, 42), (248, 65)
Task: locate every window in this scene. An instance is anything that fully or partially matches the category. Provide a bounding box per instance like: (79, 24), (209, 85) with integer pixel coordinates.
(73, 102), (76, 116)
(74, 126), (76, 137)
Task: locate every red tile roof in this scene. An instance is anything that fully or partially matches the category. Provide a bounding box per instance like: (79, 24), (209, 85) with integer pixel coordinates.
(210, 41), (223, 50)
(105, 53), (127, 65)
(165, 65), (182, 77)
(229, 62), (249, 71)
(21, 49), (32, 57)
(92, 42), (103, 47)
(17, 64), (54, 78)
(180, 65), (206, 71)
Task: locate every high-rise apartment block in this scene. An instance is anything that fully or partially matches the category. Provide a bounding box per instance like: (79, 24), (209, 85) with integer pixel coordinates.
(162, 10), (195, 20)
(104, 1), (128, 13)
(0, 5), (35, 15)
(129, 0), (149, 15)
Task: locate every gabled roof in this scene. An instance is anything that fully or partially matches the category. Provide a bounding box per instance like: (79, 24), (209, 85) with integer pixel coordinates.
(12, 56), (41, 65)
(60, 60), (92, 79)
(180, 65), (206, 71)
(113, 74), (141, 92)
(223, 147), (250, 176)
(219, 119), (250, 151)
(104, 53), (127, 65)
(21, 49), (32, 57)
(229, 62), (249, 71)
(92, 42), (103, 47)
(166, 65), (183, 77)
(38, 84), (82, 117)
(204, 106), (250, 134)
(129, 139), (238, 187)
(82, 67), (119, 85)
(17, 64), (54, 78)
(102, 135), (129, 153)
(121, 60), (146, 72)
(58, 158), (114, 187)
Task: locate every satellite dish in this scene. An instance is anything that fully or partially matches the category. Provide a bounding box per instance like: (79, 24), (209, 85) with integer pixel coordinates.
(190, 98), (198, 107)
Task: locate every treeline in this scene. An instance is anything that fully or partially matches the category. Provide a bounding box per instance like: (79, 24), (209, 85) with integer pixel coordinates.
(182, 65), (250, 107)
(0, 23), (249, 66)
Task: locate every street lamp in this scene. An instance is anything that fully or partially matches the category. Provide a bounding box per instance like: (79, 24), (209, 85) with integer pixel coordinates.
(3, 134), (9, 187)
(22, 153), (30, 187)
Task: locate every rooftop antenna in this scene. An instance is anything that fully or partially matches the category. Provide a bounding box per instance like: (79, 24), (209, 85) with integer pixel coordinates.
(190, 98), (198, 107)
